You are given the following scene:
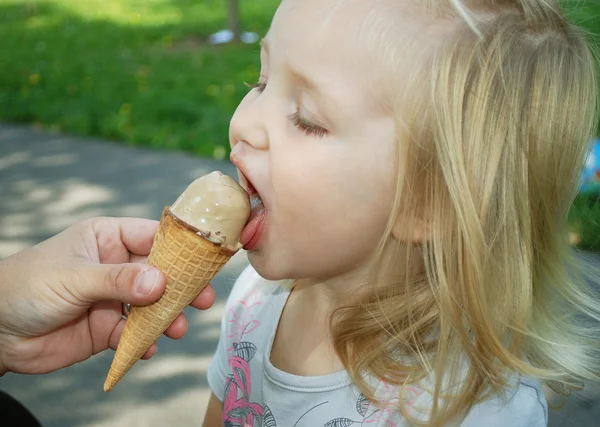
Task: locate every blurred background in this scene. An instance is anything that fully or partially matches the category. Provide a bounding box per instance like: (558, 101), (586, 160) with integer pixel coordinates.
(0, 0), (599, 426)
(0, 0), (278, 158)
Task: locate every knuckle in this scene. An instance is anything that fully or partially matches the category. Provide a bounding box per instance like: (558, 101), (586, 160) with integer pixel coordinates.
(106, 265), (135, 295)
(91, 217), (126, 263)
(55, 265), (87, 303)
(88, 216), (110, 235)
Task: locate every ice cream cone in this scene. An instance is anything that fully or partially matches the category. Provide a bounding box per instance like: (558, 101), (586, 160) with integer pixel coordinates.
(103, 207), (236, 392)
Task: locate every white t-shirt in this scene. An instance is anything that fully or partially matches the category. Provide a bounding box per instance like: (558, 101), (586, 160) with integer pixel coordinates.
(207, 266), (548, 426)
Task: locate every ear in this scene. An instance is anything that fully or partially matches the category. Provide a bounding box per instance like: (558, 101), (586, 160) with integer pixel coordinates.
(391, 212), (431, 243)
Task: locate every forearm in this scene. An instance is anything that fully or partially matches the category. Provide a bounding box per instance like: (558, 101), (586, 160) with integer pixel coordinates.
(201, 393), (223, 427)
(0, 258), (11, 376)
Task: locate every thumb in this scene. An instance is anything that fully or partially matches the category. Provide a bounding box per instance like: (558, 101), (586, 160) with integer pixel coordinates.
(77, 263), (166, 305)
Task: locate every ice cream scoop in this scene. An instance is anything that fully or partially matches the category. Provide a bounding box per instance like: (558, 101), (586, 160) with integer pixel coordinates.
(170, 171), (250, 249)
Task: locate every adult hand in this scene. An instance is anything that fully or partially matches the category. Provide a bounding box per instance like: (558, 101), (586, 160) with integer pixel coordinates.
(0, 217), (216, 375)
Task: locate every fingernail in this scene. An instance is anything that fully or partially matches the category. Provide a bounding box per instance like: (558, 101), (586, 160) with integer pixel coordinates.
(135, 269), (160, 296)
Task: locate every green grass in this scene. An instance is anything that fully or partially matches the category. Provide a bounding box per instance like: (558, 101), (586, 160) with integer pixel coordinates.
(570, 192), (600, 252)
(0, 0), (279, 159)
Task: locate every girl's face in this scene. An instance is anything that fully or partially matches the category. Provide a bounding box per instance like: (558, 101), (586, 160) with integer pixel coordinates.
(229, 0), (400, 281)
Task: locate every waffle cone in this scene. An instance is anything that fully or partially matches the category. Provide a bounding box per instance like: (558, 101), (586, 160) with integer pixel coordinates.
(103, 207), (236, 392)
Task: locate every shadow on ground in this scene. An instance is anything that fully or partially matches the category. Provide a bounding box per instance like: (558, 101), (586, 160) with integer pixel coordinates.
(0, 124), (240, 257)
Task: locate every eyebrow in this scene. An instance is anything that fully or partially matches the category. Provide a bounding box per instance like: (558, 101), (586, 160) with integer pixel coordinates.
(261, 38), (324, 100)
(260, 38), (350, 125)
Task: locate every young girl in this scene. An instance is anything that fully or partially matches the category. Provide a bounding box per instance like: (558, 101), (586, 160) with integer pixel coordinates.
(203, 0), (600, 425)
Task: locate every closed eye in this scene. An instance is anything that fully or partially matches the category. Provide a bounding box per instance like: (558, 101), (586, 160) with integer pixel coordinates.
(288, 111), (328, 138)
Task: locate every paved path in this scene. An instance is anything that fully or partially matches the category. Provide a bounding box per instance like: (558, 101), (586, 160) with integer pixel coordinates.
(0, 124), (598, 426)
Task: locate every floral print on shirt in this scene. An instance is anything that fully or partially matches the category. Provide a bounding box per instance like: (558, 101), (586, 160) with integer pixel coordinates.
(222, 290), (264, 427)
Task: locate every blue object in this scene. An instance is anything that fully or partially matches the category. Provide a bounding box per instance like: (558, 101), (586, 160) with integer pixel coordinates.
(580, 139), (600, 194)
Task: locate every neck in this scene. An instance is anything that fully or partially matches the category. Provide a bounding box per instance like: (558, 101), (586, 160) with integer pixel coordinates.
(293, 268), (370, 313)
(292, 241), (425, 314)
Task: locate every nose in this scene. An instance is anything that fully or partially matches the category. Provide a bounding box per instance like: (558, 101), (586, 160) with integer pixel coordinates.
(229, 94), (269, 151)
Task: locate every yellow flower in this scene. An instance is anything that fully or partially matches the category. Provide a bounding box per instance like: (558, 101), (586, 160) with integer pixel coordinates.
(120, 103), (131, 115)
(29, 73), (40, 86)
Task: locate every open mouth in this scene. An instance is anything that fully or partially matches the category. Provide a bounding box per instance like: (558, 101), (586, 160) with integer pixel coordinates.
(236, 168), (267, 251)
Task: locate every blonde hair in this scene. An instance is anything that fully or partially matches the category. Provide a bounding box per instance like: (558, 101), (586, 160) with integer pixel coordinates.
(331, 1), (600, 425)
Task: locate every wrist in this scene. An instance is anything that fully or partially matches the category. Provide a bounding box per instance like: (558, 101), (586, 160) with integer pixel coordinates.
(0, 259), (10, 333)
(0, 342), (7, 377)
(0, 259), (11, 376)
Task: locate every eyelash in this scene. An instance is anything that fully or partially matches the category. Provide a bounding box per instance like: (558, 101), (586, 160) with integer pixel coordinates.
(288, 111), (328, 138)
(245, 79), (328, 138)
(245, 81), (266, 92)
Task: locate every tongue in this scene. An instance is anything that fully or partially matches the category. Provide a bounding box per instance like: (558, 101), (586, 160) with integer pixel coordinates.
(240, 194), (266, 246)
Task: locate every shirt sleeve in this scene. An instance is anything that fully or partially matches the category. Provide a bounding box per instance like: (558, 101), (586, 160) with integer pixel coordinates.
(206, 265), (259, 401)
(462, 378), (548, 427)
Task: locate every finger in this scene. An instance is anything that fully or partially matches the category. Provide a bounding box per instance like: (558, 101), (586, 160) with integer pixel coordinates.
(92, 218), (159, 262)
(108, 318), (127, 351)
(113, 218), (159, 256)
(164, 313), (188, 339)
(189, 284), (216, 310)
(130, 255), (148, 264)
(141, 343), (157, 360)
(88, 301), (125, 355)
(75, 263), (166, 306)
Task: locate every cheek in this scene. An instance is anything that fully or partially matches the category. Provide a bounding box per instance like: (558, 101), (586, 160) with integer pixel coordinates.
(270, 143), (396, 249)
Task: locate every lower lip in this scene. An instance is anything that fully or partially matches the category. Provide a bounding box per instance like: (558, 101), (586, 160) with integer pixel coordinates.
(240, 210), (266, 251)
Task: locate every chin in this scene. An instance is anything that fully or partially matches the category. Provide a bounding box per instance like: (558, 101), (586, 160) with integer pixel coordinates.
(246, 250), (292, 281)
